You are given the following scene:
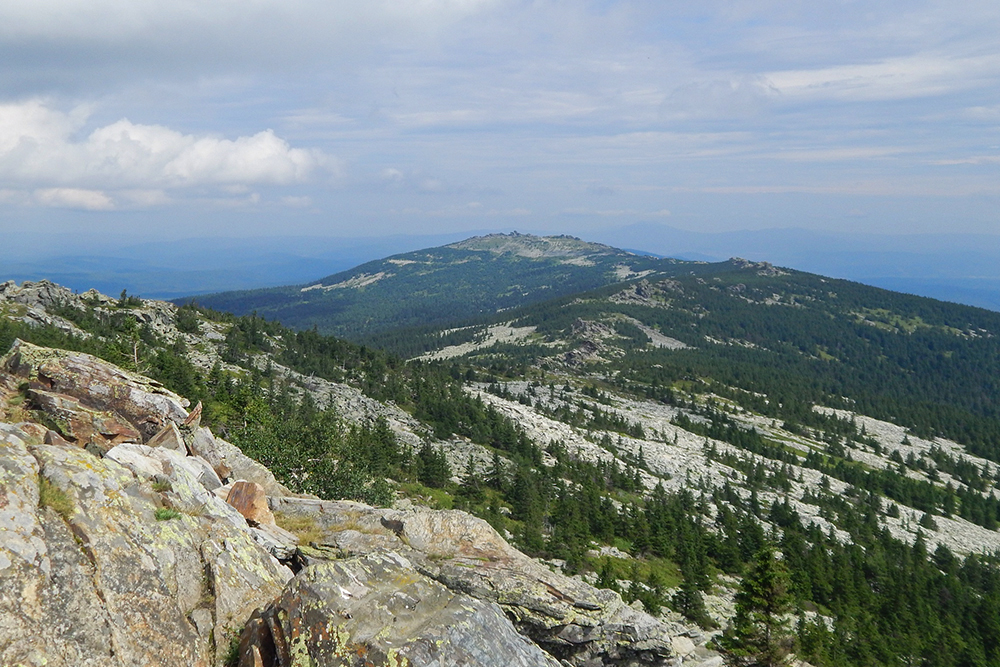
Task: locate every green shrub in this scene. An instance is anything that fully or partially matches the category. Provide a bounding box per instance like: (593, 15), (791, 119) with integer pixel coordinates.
(224, 632), (242, 667)
(175, 306), (202, 334)
(155, 508), (182, 521)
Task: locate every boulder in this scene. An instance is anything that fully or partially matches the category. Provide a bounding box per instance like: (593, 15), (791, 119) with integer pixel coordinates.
(2, 339), (189, 441)
(147, 421), (187, 453)
(187, 427), (233, 481)
(671, 636), (697, 657)
(209, 434), (293, 498)
(227, 481), (275, 526)
(26, 387), (141, 449)
(0, 436), (293, 667)
(237, 552), (562, 667)
(270, 497), (675, 666)
(249, 523), (299, 561)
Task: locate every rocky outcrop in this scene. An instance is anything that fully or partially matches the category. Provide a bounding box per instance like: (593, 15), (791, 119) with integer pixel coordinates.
(26, 387), (142, 453)
(0, 422), (292, 667)
(267, 497), (676, 666)
(0, 280), (91, 338)
(239, 552), (562, 667)
(2, 339), (189, 441)
(0, 334), (683, 667)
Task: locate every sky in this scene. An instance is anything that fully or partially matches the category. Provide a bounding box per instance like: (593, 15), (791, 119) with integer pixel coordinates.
(2, 0), (1000, 246)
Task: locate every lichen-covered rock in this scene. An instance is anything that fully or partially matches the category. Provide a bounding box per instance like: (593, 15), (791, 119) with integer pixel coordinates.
(238, 551), (562, 667)
(0, 423), (116, 667)
(26, 387), (141, 450)
(1, 428), (291, 667)
(269, 498), (675, 666)
(2, 339), (189, 441)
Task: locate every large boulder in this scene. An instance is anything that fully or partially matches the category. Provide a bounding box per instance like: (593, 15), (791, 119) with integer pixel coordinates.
(270, 497), (675, 666)
(2, 339), (189, 441)
(25, 387), (141, 451)
(237, 552), (562, 667)
(226, 481), (275, 526)
(0, 426), (292, 667)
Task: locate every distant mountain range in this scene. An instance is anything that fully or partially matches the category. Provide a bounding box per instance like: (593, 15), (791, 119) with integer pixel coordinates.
(189, 233), (688, 338)
(6, 225), (1000, 311)
(190, 231), (1000, 348)
(594, 223), (1000, 311)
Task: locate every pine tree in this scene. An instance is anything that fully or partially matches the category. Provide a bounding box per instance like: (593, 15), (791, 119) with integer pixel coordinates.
(718, 546), (795, 667)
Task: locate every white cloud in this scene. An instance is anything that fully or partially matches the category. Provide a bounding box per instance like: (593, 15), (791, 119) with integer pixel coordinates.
(34, 188), (114, 210)
(769, 147), (906, 162)
(931, 155), (1000, 166)
(281, 195), (312, 207)
(766, 53), (1000, 102)
(0, 100), (331, 202)
(564, 208), (671, 217)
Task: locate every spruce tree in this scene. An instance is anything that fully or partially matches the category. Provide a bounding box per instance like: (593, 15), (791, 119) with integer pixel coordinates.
(718, 546), (794, 667)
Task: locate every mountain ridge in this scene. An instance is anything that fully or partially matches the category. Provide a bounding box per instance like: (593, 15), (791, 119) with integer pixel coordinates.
(189, 232), (685, 339)
(6, 258), (1000, 665)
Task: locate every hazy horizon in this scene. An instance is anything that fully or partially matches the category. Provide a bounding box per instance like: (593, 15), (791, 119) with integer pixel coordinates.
(5, 224), (1000, 313)
(2, 1), (999, 245)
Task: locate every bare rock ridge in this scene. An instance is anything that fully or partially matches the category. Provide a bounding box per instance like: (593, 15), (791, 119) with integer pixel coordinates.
(0, 339), (683, 667)
(265, 496), (676, 666)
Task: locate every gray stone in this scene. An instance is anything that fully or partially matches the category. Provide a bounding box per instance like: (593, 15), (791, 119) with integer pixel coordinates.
(188, 427), (233, 481)
(207, 435), (293, 498)
(237, 552), (562, 667)
(671, 636), (696, 657)
(249, 523), (299, 561)
(269, 497), (675, 666)
(147, 421), (186, 452)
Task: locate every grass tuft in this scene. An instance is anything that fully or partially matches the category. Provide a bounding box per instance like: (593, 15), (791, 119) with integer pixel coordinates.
(38, 476), (74, 520)
(273, 512), (323, 544)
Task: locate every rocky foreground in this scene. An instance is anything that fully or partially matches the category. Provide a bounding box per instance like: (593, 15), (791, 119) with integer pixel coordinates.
(0, 339), (713, 667)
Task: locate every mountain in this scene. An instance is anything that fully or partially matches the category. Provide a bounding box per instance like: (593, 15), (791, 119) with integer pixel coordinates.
(6, 262), (1000, 665)
(189, 232), (686, 338)
(593, 222), (1000, 312)
(0, 231), (475, 299)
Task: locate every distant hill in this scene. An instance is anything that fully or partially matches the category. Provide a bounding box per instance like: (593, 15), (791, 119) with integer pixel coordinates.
(11, 264), (1000, 665)
(188, 233), (687, 338)
(384, 254), (1000, 462)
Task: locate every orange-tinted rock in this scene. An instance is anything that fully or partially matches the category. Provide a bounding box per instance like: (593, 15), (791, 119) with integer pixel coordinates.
(27, 388), (141, 449)
(43, 430), (72, 447)
(182, 401), (202, 430)
(2, 339), (189, 441)
(226, 481), (275, 526)
(147, 422), (186, 453)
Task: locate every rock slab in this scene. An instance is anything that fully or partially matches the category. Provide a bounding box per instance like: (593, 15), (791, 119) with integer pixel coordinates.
(238, 552), (562, 667)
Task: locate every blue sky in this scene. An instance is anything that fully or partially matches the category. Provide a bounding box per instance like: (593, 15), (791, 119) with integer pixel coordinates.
(2, 0), (999, 244)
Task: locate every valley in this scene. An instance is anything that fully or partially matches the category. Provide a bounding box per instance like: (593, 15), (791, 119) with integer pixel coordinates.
(4, 233), (1000, 666)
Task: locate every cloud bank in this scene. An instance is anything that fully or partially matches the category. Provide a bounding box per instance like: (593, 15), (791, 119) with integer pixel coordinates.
(0, 100), (331, 209)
